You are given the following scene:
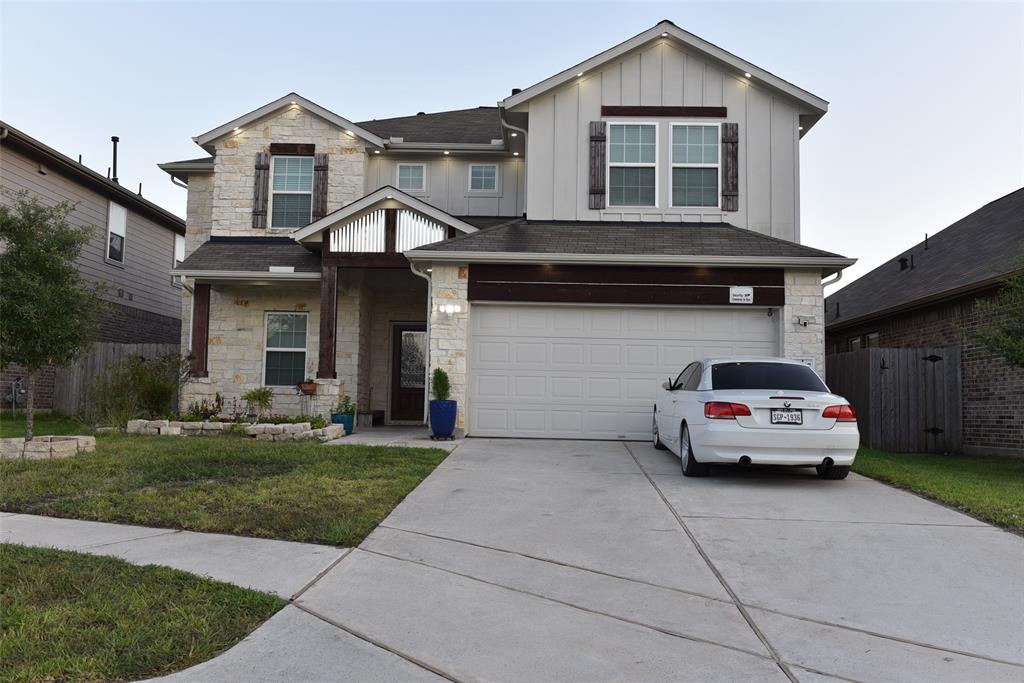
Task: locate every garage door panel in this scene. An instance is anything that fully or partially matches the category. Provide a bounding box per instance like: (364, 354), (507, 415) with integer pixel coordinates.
(469, 304), (779, 440)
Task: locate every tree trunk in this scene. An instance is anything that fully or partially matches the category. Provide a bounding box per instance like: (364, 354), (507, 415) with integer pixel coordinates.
(24, 371), (35, 442)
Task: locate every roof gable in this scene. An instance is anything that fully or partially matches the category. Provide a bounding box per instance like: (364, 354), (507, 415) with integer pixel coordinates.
(503, 20), (828, 131)
(193, 93), (386, 151)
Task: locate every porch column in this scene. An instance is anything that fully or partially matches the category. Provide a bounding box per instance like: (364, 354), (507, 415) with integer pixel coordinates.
(190, 283), (210, 377)
(317, 241), (338, 379)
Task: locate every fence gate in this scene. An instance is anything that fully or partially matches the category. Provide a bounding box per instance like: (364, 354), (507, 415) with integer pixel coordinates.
(52, 342), (179, 417)
(825, 347), (962, 453)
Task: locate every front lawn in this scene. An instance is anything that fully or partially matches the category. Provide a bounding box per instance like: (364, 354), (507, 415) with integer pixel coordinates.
(0, 544), (282, 683)
(0, 412), (90, 438)
(854, 448), (1024, 533)
(0, 435), (448, 546)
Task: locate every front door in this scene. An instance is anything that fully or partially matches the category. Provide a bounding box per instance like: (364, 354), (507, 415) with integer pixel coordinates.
(390, 323), (427, 422)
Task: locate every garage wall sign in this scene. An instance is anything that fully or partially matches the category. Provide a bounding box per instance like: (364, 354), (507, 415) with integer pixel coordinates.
(729, 286), (754, 304)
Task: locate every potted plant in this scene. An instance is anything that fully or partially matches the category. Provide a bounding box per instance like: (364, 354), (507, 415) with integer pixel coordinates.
(242, 387), (273, 423)
(429, 368), (457, 440)
(297, 378), (317, 395)
(331, 395), (356, 435)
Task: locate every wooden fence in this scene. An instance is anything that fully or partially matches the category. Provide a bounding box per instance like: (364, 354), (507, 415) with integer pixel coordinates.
(825, 347), (962, 453)
(53, 342), (178, 417)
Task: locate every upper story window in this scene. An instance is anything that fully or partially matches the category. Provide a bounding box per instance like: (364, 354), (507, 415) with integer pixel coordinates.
(397, 164), (426, 192)
(671, 124), (720, 208)
(608, 123), (657, 207)
(469, 164), (497, 191)
(270, 156), (314, 228)
(106, 201), (127, 263)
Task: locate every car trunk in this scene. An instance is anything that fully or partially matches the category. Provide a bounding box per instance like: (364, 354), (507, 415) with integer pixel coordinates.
(705, 390), (839, 430)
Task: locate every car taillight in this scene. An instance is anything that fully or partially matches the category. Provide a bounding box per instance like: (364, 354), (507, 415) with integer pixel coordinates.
(705, 402), (752, 419)
(823, 404), (857, 422)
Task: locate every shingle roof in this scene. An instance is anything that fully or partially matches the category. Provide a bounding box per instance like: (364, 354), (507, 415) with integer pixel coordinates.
(413, 219), (846, 259)
(357, 107), (502, 145)
(825, 187), (1024, 328)
(175, 237), (320, 273)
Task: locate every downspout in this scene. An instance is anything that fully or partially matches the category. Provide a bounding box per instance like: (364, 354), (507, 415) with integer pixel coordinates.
(821, 270), (843, 288)
(498, 106), (527, 212)
(171, 176), (189, 190)
(409, 260), (433, 426)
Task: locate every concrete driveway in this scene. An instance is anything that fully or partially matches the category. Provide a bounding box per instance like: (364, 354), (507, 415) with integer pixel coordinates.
(182, 438), (1024, 682)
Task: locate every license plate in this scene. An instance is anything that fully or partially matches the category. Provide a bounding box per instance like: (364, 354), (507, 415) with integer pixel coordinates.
(771, 409), (802, 425)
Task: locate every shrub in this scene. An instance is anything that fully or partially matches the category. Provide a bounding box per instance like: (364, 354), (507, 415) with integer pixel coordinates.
(89, 353), (188, 425)
(186, 393), (223, 421)
(431, 368), (451, 401)
(241, 387), (273, 418)
(333, 395), (355, 415)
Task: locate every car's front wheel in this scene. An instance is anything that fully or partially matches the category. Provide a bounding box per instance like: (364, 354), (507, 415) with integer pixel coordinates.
(652, 412), (667, 450)
(816, 463), (851, 480)
(680, 424), (710, 477)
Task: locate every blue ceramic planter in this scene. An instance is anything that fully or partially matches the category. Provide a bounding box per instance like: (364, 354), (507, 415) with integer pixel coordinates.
(429, 400), (457, 438)
(331, 413), (354, 435)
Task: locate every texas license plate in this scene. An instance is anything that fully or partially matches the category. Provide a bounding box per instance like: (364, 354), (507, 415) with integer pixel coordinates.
(771, 409), (802, 425)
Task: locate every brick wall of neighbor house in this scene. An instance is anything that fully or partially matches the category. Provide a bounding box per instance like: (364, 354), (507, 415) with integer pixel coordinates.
(782, 269), (826, 376)
(428, 265), (470, 431)
(825, 290), (1024, 456)
(0, 364), (56, 411)
(99, 302), (181, 345)
(210, 106), (365, 237)
(184, 173), (213, 257)
(179, 277), (368, 417)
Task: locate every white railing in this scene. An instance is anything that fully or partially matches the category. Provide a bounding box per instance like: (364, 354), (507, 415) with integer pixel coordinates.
(396, 210), (446, 251)
(329, 209), (386, 252)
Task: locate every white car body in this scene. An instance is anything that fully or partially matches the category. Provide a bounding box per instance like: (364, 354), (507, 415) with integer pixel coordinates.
(653, 357), (860, 470)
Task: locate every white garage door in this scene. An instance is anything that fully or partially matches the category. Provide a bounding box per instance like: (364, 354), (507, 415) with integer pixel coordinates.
(468, 304), (779, 440)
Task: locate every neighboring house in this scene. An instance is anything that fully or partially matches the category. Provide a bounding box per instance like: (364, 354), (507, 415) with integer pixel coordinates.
(825, 188), (1024, 457)
(0, 122), (186, 410)
(164, 20), (854, 439)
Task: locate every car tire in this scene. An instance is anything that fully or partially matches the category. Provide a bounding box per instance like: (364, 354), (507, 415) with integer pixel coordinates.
(652, 413), (667, 450)
(680, 424), (710, 477)
(816, 464), (851, 480)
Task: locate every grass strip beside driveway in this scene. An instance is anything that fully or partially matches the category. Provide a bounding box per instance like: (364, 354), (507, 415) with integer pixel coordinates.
(853, 448), (1024, 533)
(0, 435), (448, 546)
(0, 544), (283, 683)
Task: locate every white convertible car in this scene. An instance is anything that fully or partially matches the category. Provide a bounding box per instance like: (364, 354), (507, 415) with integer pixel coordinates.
(653, 357), (860, 479)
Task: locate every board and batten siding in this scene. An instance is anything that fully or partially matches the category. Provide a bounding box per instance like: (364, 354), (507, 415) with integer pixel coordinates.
(0, 145), (182, 321)
(517, 41), (802, 242)
(365, 156), (525, 217)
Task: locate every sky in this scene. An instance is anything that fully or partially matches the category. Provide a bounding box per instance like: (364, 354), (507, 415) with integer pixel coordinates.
(2, 1), (1022, 291)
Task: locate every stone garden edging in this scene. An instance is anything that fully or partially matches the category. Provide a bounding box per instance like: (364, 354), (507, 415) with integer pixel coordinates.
(125, 419), (346, 442)
(0, 435), (97, 460)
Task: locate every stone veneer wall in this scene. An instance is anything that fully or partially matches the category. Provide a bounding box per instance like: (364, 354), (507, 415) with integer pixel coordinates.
(180, 278), (367, 417)
(781, 269), (826, 376)
(184, 173), (213, 257)
(210, 106), (365, 237)
(427, 265), (470, 431)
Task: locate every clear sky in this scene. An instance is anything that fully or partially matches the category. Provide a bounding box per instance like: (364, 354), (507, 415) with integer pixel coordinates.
(2, 1), (1021, 290)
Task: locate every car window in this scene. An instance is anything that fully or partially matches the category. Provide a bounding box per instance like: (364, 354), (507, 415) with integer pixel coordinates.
(711, 362), (827, 392)
(673, 362), (697, 390)
(683, 363), (704, 390)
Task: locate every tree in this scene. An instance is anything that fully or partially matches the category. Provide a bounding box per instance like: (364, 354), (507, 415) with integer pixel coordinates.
(0, 191), (106, 440)
(972, 257), (1024, 369)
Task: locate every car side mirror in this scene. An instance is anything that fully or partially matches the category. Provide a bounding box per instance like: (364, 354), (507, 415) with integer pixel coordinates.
(662, 380), (673, 391)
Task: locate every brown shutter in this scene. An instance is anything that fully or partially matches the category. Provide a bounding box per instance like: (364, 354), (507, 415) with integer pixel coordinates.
(252, 151), (271, 229)
(721, 123), (739, 212)
(588, 121), (606, 210)
(312, 152), (329, 221)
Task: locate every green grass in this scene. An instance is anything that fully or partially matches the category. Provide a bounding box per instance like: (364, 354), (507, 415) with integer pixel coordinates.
(0, 435), (448, 546)
(0, 544), (282, 683)
(854, 448), (1024, 533)
(0, 412), (90, 438)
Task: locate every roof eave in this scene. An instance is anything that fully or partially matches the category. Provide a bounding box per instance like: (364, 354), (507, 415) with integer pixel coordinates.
(405, 250), (856, 271)
(502, 21), (828, 115)
(171, 269), (320, 281)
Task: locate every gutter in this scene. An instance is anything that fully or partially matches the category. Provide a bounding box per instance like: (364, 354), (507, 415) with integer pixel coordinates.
(169, 269), (321, 281)
(404, 250), (857, 271)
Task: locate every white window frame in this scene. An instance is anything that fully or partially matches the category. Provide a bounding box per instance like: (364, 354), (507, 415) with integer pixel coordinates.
(396, 163), (427, 193)
(172, 233), (185, 286)
(105, 200), (127, 265)
(669, 121), (722, 210)
(267, 156), (314, 229)
(606, 121), (659, 209)
(263, 311), (309, 387)
(467, 163), (499, 193)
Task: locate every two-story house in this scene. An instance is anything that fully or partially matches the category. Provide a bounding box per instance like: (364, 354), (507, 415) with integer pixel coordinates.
(164, 20), (854, 439)
(1, 122), (185, 410)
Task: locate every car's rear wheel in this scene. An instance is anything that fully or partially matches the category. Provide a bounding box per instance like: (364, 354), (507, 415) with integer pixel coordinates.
(652, 412), (667, 450)
(680, 424), (710, 477)
(816, 463), (851, 480)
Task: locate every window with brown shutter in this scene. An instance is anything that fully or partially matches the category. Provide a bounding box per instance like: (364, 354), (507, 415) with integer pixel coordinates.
(252, 151), (270, 229)
(721, 123), (739, 211)
(312, 152), (328, 221)
(588, 121), (606, 210)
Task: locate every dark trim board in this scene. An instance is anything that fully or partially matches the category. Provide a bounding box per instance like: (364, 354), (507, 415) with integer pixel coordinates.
(322, 253), (409, 268)
(469, 264), (784, 306)
(601, 106), (727, 118)
(269, 143), (315, 156)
